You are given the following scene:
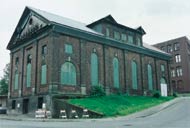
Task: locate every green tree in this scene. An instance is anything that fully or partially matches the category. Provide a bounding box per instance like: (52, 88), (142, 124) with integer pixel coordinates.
(0, 63), (10, 95)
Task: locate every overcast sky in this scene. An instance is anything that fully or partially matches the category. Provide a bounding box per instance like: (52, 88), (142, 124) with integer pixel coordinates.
(0, 0), (190, 77)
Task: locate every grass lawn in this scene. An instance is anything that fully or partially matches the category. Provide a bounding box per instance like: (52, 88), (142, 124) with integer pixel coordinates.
(68, 95), (174, 117)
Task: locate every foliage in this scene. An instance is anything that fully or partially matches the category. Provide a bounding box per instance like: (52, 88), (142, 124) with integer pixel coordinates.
(0, 63), (10, 95)
(114, 88), (122, 95)
(69, 95), (173, 117)
(90, 85), (105, 97)
(173, 92), (178, 97)
(152, 90), (161, 98)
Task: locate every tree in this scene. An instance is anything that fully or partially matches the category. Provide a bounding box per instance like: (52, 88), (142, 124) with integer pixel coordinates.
(0, 63), (10, 95)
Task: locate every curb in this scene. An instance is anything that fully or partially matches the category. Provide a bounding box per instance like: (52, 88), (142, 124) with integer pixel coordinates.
(0, 97), (187, 122)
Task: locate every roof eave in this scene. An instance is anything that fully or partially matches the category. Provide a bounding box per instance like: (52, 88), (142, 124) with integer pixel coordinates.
(53, 24), (171, 60)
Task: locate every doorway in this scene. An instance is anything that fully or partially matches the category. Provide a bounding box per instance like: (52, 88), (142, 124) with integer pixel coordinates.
(23, 99), (29, 114)
(160, 78), (167, 97)
(38, 97), (43, 109)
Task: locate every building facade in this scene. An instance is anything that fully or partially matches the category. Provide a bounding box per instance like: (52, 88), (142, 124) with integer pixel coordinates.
(154, 36), (190, 93)
(7, 7), (171, 116)
(0, 95), (7, 108)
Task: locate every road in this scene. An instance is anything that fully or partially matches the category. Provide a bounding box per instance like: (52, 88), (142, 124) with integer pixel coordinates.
(0, 97), (190, 128)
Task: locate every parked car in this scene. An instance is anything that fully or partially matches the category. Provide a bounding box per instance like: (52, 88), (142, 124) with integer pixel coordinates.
(0, 106), (7, 114)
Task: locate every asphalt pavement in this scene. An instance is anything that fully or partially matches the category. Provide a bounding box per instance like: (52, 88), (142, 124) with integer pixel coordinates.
(0, 97), (190, 128)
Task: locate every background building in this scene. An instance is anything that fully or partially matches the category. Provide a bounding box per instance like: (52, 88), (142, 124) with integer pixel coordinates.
(154, 36), (190, 93)
(7, 7), (171, 116)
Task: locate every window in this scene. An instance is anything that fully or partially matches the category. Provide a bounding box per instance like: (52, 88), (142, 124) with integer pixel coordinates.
(91, 53), (98, 86)
(128, 35), (133, 44)
(175, 54), (181, 63)
(42, 45), (47, 55)
(171, 69), (176, 77)
(61, 62), (76, 85)
(14, 70), (19, 90)
(176, 67), (183, 77)
(177, 80), (183, 87)
(161, 46), (165, 51)
(132, 61), (138, 89)
(26, 54), (32, 87)
(113, 57), (119, 88)
(94, 24), (102, 33)
(172, 81), (176, 90)
(147, 64), (153, 90)
(41, 64), (47, 84)
(167, 45), (173, 53)
(14, 57), (19, 90)
(137, 37), (141, 46)
(65, 44), (73, 54)
(114, 31), (120, 40)
(15, 57), (19, 66)
(106, 28), (110, 37)
(174, 43), (180, 51)
(161, 65), (165, 72)
(121, 33), (127, 42)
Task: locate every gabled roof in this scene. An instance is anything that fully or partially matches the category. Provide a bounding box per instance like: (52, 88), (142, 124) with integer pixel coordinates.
(7, 6), (102, 49)
(87, 14), (146, 35)
(135, 26), (146, 35)
(28, 7), (101, 35)
(87, 15), (117, 27)
(7, 7), (170, 60)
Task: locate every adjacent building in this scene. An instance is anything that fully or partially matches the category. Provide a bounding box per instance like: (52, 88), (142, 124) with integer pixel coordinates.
(0, 95), (7, 108)
(154, 36), (190, 93)
(7, 7), (171, 116)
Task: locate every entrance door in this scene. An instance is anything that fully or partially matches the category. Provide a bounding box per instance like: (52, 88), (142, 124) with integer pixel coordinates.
(160, 78), (167, 97)
(38, 97), (43, 109)
(23, 99), (29, 114)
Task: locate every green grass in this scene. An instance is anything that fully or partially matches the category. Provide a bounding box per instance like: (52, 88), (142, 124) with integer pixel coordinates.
(68, 95), (174, 117)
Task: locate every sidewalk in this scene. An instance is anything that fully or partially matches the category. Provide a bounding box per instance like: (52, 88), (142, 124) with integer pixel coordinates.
(0, 97), (185, 122)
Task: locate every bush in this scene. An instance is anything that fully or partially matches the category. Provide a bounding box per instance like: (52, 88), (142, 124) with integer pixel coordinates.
(152, 91), (161, 98)
(173, 92), (178, 97)
(90, 85), (105, 97)
(114, 88), (122, 95)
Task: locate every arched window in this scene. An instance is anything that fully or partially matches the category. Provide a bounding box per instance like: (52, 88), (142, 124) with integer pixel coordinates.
(132, 61), (138, 89)
(41, 64), (47, 84)
(113, 57), (119, 88)
(61, 62), (76, 85)
(147, 64), (153, 90)
(14, 70), (19, 90)
(160, 77), (166, 84)
(91, 53), (98, 86)
(26, 55), (32, 87)
(14, 57), (19, 90)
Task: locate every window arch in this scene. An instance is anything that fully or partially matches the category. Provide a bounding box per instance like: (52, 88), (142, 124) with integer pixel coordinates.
(147, 64), (153, 90)
(91, 53), (98, 86)
(132, 61), (138, 89)
(61, 62), (76, 85)
(160, 77), (166, 84)
(113, 57), (119, 88)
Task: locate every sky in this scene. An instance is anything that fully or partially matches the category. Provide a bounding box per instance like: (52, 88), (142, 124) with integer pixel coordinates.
(0, 0), (190, 77)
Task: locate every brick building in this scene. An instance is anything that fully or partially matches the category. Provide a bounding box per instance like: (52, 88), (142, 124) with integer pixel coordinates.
(7, 7), (171, 116)
(154, 36), (190, 93)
